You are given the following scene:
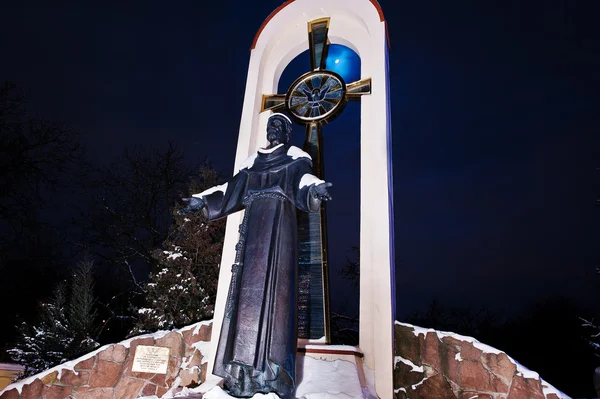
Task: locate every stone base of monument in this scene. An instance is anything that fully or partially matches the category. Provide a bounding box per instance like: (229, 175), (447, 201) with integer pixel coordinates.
(0, 320), (571, 399)
(0, 321), (213, 399)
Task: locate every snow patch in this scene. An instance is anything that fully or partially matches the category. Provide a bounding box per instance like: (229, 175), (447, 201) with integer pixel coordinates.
(192, 341), (212, 365)
(270, 112), (292, 124)
(171, 384), (203, 398)
(193, 183), (228, 198)
(298, 336), (327, 346)
(301, 344), (357, 352)
(515, 362), (540, 379)
(156, 384), (277, 399)
(119, 329), (172, 348)
(411, 376), (428, 390)
(203, 386), (279, 399)
(178, 319), (212, 336)
(287, 146), (311, 160)
(295, 356), (363, 398)
(164, 376), (182, 397)
(163, 251), (183, 260)
(394, 356), (424, 373)
(299, 174), (325, 189)
(258, 143), (284, 154)
(237, 153), (258, 171)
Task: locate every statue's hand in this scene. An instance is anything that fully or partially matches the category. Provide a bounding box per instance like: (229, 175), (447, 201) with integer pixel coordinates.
(311, 182), (333, 202)
(177, 197), (206, 215)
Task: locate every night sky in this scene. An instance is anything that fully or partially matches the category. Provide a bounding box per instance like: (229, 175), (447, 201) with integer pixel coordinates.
(1, 0), (598, 352)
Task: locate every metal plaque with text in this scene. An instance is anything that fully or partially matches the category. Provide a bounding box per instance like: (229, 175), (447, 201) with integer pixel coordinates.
(131, 345), (170, 374)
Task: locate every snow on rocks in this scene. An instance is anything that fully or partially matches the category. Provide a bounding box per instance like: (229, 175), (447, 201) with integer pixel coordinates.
(0, 320), (212, 399)
(394, 356), (423, 373)
(393, 321), (571, 399)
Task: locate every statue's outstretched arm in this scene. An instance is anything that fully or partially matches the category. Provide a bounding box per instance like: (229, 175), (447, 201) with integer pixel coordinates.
(177, 197), (206, 215)
(308, 182), (333, 211)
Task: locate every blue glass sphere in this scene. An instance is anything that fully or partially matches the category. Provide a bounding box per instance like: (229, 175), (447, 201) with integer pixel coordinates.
(325, 44), (361, 83)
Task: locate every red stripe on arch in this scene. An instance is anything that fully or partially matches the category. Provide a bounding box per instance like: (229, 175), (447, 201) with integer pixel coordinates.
(251, 0), (296, 50)
(369, 0), (386, 22)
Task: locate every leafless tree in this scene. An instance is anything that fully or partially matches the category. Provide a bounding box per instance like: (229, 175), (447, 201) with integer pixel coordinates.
(0, 81), (83, 264)
(75, 142), (191, 290)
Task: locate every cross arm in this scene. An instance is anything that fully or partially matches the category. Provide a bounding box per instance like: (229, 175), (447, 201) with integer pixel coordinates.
(308, 18), (331, 71)
(261, 94), (286, 112)
(346, 78), (372, 101)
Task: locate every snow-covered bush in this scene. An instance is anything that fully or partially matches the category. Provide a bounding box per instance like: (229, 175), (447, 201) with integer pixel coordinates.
(130, 166), (225, 335)
(580, 266), (600, 358)
(8, 258), (100, 378)
(581, 317), (600, 358)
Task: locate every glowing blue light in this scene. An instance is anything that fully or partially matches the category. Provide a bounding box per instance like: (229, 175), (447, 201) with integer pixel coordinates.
(325, 44), (360, 83)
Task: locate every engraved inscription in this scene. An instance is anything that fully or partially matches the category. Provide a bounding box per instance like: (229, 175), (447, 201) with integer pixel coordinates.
(131, 345), (170, 374)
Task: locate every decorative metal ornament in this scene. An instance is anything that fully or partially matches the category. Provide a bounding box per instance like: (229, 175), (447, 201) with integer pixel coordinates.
(286, 70), (347, 123)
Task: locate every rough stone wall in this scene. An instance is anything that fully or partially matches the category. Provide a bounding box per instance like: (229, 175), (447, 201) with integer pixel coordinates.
(0, 321), (212, 399)
(2, 319), (571, 399)
(394, 322), (569, 399)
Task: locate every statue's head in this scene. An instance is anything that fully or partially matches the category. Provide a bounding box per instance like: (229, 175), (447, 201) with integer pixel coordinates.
(266, 113), (292, 147)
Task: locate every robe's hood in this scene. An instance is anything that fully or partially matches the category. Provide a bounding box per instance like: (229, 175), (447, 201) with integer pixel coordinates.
(251, 144), (309, 172)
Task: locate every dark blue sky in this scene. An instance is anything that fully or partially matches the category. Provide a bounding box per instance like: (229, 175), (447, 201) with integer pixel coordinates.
(0, 0), (598, 319)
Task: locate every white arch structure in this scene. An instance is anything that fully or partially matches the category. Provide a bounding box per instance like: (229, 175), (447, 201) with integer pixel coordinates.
(205, 1), (395, 397)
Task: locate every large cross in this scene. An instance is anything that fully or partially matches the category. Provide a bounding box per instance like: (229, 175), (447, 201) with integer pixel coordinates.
(260, 17), (371, 342)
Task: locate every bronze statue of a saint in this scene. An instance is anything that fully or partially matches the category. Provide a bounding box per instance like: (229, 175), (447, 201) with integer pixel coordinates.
(180, 113), (332, 398)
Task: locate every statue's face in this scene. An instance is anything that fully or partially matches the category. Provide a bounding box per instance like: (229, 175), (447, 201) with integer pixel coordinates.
(266, 117), (290, 146)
